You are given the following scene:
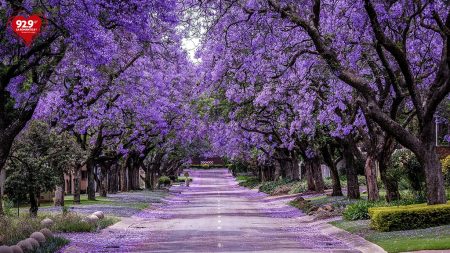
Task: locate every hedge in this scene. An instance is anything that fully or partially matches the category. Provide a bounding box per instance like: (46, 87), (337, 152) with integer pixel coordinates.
(369, 202), (450, 231)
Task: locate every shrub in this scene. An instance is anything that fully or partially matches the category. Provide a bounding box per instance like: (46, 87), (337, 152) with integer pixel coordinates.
(237, 176), (260, 188)
(369, 203), (450, 231)
(158, 176), (171, 186)
(36, 237), (70, 253)
(390, 149), (425, 196)
(52, 213), (95, 232)
(0, 215), (42, 245)
(288, 181), (308, 194)
(343, 201), (378, 220)
(259, 179), (292, 194)
(441, 155), (450, 185)
(176, 176), (193, 183)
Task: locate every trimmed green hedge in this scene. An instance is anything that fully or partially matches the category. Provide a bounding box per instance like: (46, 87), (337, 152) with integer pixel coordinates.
(369, 202), (450, 231)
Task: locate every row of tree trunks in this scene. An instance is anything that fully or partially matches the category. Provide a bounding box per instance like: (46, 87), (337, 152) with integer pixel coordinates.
(304, 156), (325, 193)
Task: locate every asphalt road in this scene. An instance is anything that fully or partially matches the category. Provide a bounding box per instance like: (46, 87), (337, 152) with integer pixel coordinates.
(61, 169), (361, 253)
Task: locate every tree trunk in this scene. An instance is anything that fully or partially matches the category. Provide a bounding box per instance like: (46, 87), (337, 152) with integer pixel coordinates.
(364, 154), (380, 201)
(87, 159), (96, 200)
(274, 161), (281, 180)
(54, 172), (65, 206)
(73, 166), (81, 204)
(304, 159), (316, 191)
(99, 166), (108, 197)
(29, 190), (38, 217)
(144, 167), (152, 189)
(343, 146), (360, 199)
(0, 167), (5, 215)
(292, 157), (300, 181)
(321, 146), (343, 196)
(419, 143), (447, 204)
(0, 140), (15, 216)
(311, 156), (325, 193)
(108, 164), (118, 194)
(120, 165), (128, 192)
(150, 171), (157, 190)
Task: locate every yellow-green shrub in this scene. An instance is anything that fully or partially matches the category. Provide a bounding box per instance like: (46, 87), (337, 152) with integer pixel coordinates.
(441, 155), (450, 175)
(369, 202), (450, 231)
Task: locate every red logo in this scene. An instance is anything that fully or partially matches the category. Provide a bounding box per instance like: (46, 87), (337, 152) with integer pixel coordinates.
(10, 15), (43, 46)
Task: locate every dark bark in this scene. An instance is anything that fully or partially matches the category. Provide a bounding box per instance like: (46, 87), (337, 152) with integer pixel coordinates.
(304, 159), (316, 191)
(73, 165), (81, 204)
(99, 165), (108, 197)
(304, 156), (324, 192)
(379, 157), (400, 202)
(311, 156), (325, 193)
(120, 165), (128, 192)
(29, 190), (38, 217)
(87, 159), (96, 200)
(108, 164), (118, 194)
(321, 146), (343, 196)
(342, 142), (360, 199)
(364, 154), (380, 201)
(419, 142), (447, 204)
(292, 157), (300, 181)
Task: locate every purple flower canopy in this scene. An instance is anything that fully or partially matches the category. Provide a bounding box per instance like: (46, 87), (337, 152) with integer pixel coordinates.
(1, 0), (449, 166)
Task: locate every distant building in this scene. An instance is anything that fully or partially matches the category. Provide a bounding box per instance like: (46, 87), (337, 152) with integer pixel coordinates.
(191, 156), (225, 166)
(63, 166), (88, 194)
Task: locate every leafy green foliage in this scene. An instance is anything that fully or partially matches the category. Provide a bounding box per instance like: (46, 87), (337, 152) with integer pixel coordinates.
(331, 220), (450, 253)
(369, 203), (450, 231)
(343, 196), (424, 221)
(158, 176), (171, 186)
(4, 121), (85, 207)
(389, 149), (425, 198)
(176, 176), (192, 183)
(343, 201), (378, 220)
(259, 179), (293, 194)
(236, 175), (260, 188)
(34, 237), (70, 253)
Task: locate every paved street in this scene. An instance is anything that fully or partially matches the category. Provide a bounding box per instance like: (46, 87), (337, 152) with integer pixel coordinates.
(61, 169), (377, 253)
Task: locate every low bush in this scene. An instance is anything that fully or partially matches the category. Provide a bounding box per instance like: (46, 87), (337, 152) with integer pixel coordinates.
(343, 195), (425, 221)
(259, 179), (292, 194)
(0, 213), (120, 245)
(0, 215), (41, 245)
(176, 176), (192, 183)
(343, 201), (378, 220)
(34, 237), (70, 253)
(52, 213), (119, 232)
(158, 176), (171, 186)
(288, 181), (308, 194)
(236, 175), (260, 188)
(369, 202), (450, 231)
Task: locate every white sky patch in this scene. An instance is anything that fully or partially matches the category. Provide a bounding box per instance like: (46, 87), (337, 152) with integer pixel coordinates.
(182, 36), (201, 63)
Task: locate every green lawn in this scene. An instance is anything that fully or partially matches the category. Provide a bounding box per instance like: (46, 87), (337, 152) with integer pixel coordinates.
(331, 219), (450, 253)
(39, 195), (113, 207)
(15, 194), (149, 214)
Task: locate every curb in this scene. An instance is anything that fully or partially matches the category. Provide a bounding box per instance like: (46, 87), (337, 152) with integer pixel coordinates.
(318, 222), (386, 253)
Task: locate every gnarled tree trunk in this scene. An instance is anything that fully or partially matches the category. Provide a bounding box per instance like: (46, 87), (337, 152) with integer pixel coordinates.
(364, 154), (379, 201)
